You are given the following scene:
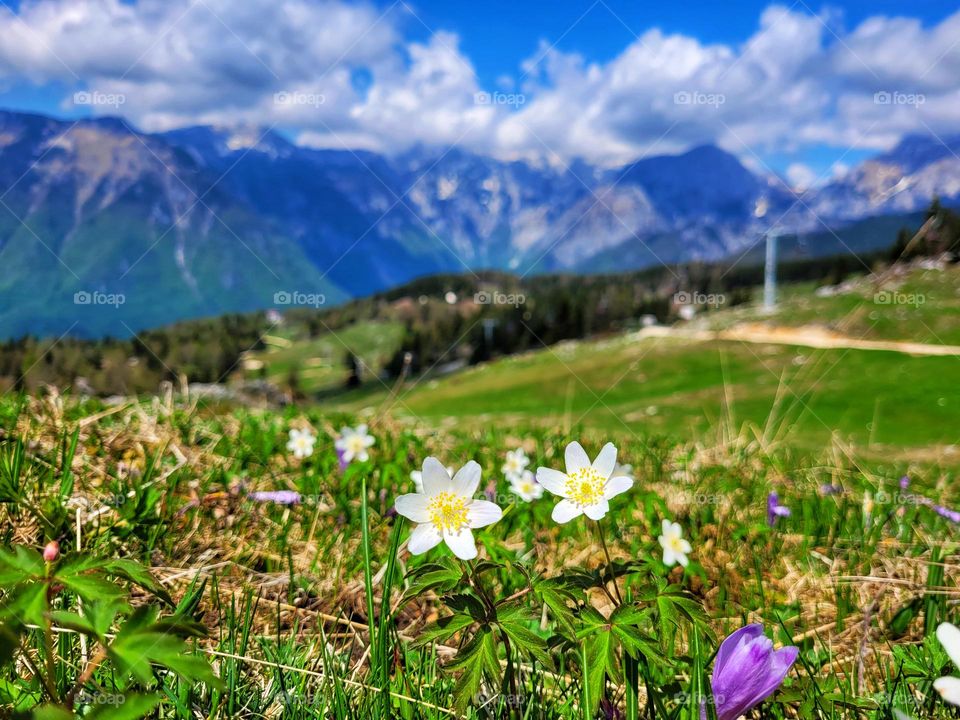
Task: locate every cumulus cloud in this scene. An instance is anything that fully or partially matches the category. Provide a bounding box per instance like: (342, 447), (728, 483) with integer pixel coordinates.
(1, 1), (959, 167)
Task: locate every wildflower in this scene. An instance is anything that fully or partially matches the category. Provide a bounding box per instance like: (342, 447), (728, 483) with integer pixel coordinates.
(819, 483), (842, 495)
(900, 475), (911, 490)
(935, 623), (960, 706)
(394, 458), (502, 560)
(920, 497), (960, 524)
(767, 492), (790, 527)
(411, 465), (454, 493)
(335, 424), (375, 463)
(658, 519), (692, 567)
(502, 448), (530, 480)
(535, 441), (633, 523)
(249, 490), (302, 505)
(509, 470), (543, 502)
(613, 462), (633, 479)
(43, 541), (59, 563)
(711, 624), (799, 720)
(286, 428), (316, 459)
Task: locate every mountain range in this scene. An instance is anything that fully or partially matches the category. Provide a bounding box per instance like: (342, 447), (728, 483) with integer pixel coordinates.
(0, 108), (956, 339)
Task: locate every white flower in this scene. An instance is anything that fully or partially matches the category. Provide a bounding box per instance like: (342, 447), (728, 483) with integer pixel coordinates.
(394, 458), (503, 560)
(334, 423), (375, 463)
(502, 448), (530, 480)
(286, 428), (316, 459)
(614, 462), (633, 478)
(658, 519), (692, 567)
(935, 623), (960, 706)
(509, 470), (543, 502)
(535, 441), (633, 523)
(410, 465), (453, 493)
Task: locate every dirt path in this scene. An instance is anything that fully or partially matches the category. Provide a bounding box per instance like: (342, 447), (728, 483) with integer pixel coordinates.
(635, 323), (960, 357)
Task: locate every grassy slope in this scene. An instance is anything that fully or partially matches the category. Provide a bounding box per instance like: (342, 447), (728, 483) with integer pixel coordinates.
(326, 264), (960, 463)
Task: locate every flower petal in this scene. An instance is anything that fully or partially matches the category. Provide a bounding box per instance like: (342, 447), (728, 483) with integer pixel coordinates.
(536, 467), (569, 497)
(467, 499), (502, 528)
(395, 493), (431, 523)
(443, 529), (477, 560)
(592, 442), (617, 477)
(603, 475), (633, 500)
(939, 623), (960, 670)
(421, 457), (452, 496)
(583, 500), (610, 520)
(935, 676), (960, 707)
(551, 499), (583, 524)
(451, 460), (482, 498)
(408, 523), (443, 555)
(564, 441), (590, 474)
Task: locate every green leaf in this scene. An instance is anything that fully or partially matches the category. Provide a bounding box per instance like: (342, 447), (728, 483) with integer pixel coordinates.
(499, 620), (553, 669)
(29, 705), (75, 720)
(402, 560), (463, 601)
(0, 546), (43, 584)
(448, 628), (497, 712)
(582, 627), (614, 718)
(411, 613), (474, 648)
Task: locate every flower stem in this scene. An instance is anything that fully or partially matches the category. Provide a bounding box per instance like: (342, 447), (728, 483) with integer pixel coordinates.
(595, 520), (623, 605)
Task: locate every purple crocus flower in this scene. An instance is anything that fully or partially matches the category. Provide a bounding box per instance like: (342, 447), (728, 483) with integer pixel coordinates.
(711, 624), (799, 720)
(767, 492), (791, 527)
(249, 490), (301, 505)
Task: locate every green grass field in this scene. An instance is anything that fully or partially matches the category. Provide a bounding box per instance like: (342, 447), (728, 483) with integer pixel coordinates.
(2, 262), (960, 719)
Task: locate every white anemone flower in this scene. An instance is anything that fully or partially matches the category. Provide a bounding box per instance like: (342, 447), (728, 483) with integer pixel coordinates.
(658, 519), (692, 567)
(509, 470), (543, 502)
(502, 448), (530, 479)
(335, 423), (375, 463)
(395, 458), (503, 560)
(613, 462), (633, 478)
(935, 623), (960, 706)
(535, 441), (633, 523)
(410, 465), (453, 493)
(286, 428), (316, 459)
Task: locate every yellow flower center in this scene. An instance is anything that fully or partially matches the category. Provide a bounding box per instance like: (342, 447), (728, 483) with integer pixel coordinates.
(667, 536), (685, 553)
(347, 436), (365, 453)
(427, 492), (469, 533)
(565, 467), (605, 507)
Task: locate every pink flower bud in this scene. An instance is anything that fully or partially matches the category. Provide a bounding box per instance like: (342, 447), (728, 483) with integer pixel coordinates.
(43, 541), (59, 563)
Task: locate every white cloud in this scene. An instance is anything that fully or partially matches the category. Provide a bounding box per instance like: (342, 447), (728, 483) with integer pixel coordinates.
(1, 1), (959, 167)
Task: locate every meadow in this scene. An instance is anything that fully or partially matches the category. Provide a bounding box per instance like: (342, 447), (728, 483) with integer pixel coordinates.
(2, 263), (960, 719)
(1, 383), (959, 718)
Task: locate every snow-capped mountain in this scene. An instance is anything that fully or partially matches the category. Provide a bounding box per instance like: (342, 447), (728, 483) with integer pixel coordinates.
(0, 109), (953, 338)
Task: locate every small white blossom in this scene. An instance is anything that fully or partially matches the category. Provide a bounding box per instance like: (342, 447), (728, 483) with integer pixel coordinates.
(535, 441), (633, 523)
(286, 428), (316, 459)
(658, 519), (692, 567)
(509, 470), (543, 502)
(395, 458), (503, 560)
(502, 448), (530, 480)
(334, 424), (375, 463)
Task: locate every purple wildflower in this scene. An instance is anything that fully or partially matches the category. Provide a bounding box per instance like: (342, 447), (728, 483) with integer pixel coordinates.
(921, 498), (960, 523)
(336, 446), (349, 471)
(819, 483), (842, 496)
(899, 475), (911, 490)
(711, 624), (799, 720)
(767, 492), (791, 527)
(249, 490), (301, 505)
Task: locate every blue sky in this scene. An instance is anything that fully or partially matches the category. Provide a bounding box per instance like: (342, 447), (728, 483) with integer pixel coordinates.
(0, 0), (958, 184)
